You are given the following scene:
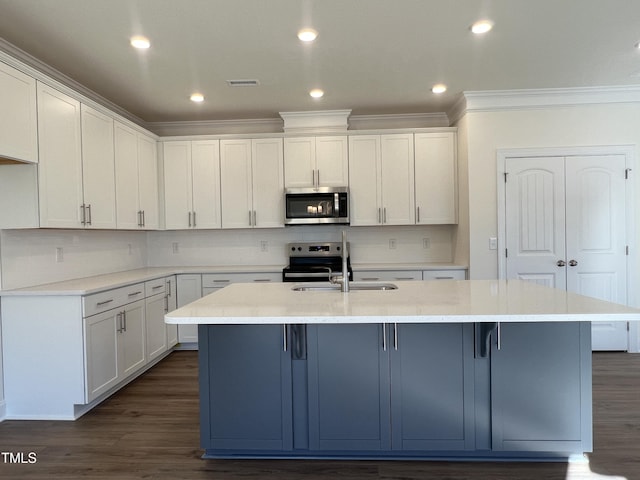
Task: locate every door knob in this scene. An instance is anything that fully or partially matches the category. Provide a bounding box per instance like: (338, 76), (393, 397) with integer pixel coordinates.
(556, 260), (566, 267)
(569, 259), (578, 267)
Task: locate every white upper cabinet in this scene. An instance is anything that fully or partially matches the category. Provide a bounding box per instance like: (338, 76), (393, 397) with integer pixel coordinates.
(163, 140), (221, 230)
(37, 82), (84, 228)
(0, 61), (38, 163)
(80, 105), (117, 229)
(284, 136), (348, 188)
(414, 132), (457, 224)
(115, 121), (159, 229)
(220, 138), (284, 228)
(348, 133), (415, 226)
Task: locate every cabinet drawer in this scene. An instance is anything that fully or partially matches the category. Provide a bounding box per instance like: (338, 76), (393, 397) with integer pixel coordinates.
(145, 277), (168, 297)
(83, 282), (145, 317)
(354, 270), (422, 282)
(202, 272), (280, 288)
(422, 269), (466, 280)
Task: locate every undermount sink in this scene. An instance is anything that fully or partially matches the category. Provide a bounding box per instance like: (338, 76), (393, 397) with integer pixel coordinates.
(292, 282), (398, 292)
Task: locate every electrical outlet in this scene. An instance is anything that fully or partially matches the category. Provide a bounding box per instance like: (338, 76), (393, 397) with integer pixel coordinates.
(172, 242), (179, 254)
(389, 239), (397, 249)
(55, 247), (64, 263)
(423, 238), (431, 249)
(260, 240), (269, 252)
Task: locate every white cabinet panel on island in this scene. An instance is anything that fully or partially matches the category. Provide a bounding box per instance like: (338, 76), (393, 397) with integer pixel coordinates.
(0, 61), (38, 163)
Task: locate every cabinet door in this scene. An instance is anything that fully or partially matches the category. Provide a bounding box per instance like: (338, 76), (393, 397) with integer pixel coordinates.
(380, 134), (415, 225)
(252, 138), (284, 228)
(80, 105), (116, 229)
(119, 300), (146, 378)
(37, 82), (83, 228)
(315, 136), (348, 186)
(177, 274), (202, 343)
(85, 309), (119, 402)
(220, 139), (253, 228)
(490, 322), (592, 453)
(307, 324), (391, 451)
(390, 323), (475, 451)
(137, 134), (159, 229)
(199, 324), (293, 452)
(163, 141), (193, 229)
(191, 140), (221, 229)
(146, 293), (168, 362)
(284, 137), (315, 187)
(415, 132), (457, 224)
(348, 135), (382, 226)
(0, 61), (38, 163)
(354, 270), (421, 282)
(165, 276), (178, 348)
(114, 121), (141, 229)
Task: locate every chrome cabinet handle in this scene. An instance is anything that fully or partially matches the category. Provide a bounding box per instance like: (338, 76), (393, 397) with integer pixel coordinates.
(141, 210), (145, 227)
(283, 325), (288, 352)
(383, 207), (387, 224)
(116, 312), (123, 333)
(378, 208), (382, 224)
(497, 321), (501, 350)
(96, 299), (114, 307)
(80, 204), (86, 225)
(137, 210), (143, 227)
(122, 311), (127, 332)
(316, 169), (320, 187)
(557, 260), (566, 267)
(569, 259), (578, 267)
(253, 210), (257, 226)
(86, 204), (92, 225)
(382, 324), (387, 351)
(393, 323), (398, 350)
(193, 211), (197, 228)
(188, 211), (192, 227)
(416, 206), (420, 223)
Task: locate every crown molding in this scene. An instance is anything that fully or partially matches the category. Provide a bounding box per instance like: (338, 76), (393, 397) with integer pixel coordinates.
(463, 85), (640, 112)
(0, 38), (149, 131)
(447, 95), (468, 125)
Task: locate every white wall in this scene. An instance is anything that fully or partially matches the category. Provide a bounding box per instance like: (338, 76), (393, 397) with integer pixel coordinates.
(463, 102), (640, 281)
(146, 225), (457, 268)
(0, 229), (147, 289)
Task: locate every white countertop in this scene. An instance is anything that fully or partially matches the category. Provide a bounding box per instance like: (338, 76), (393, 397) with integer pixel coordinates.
(0, 263), (466, 296)
(0, 266), (285, 296)
(165, 279), (640, 325)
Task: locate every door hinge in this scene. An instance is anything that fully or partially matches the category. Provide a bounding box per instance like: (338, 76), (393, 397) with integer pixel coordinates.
(626, 245), (630, 255)
(625, 168), (632, 179)
(505, 248), (508, 258)
(504, 172), (508, 182)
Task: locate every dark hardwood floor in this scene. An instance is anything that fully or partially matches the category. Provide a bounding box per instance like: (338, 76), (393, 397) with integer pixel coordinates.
(1, 351), (638, 479)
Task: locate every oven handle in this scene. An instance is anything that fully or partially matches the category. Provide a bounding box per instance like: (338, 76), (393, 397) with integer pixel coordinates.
(283, 271), (332, 279)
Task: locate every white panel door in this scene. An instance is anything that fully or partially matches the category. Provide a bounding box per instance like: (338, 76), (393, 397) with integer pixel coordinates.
(505, 157), (567, 288)
(566, 155), (628, 350)
(80, 105), (116, 229)
(348, 135), (382, 226)
(114, 122), (140, 229)
(220, 139), (253, 228)
(163, 141), (193, 229)
(284, 137), (315, 188)
(315, 136), (348, 187)
(505, 155), (629, 351)
(252, 138), (284, 228)
(37, 83), (84, 228)
(380, 134), (415, 225)
(192, 140), (221, 229)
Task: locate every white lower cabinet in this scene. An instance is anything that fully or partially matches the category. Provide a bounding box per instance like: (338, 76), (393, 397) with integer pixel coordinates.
(145, 293), (168, 362)
(423, 269), (466, 280)
(84, 298), (146, 403)
(177, 272), (282, 346)
(353, 270), (422, 282)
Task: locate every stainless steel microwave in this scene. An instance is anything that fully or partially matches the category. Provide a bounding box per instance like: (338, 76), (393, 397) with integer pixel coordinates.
(284, 187), (349, 225)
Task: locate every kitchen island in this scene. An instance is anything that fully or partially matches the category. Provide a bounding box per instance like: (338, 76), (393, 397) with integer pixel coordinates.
(165, 279), (640, 461)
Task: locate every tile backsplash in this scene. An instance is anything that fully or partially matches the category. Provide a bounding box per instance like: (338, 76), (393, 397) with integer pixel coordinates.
(0, 225), (455, 289)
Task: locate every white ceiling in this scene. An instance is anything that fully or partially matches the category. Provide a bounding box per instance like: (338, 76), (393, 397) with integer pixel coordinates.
(0, 0), (639, 124)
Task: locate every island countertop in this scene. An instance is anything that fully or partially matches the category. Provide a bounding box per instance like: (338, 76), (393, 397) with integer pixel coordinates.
(165, 279), (640, 325)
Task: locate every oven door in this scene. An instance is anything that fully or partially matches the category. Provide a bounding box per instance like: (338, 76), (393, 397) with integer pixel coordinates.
(282, 267), (333, 283)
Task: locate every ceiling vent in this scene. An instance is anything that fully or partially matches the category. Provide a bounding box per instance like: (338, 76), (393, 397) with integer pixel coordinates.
(226, 79), (260, 87)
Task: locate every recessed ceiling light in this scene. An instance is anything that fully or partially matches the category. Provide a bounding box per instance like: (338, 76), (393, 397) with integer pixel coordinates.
(190, 93), (204, 103)
(298, 28), (318, 42)
(431, 84), (447, 94)
(130, 35), (150, 49)
(309, 89), (324, 98)
(471, 20), (493, 34)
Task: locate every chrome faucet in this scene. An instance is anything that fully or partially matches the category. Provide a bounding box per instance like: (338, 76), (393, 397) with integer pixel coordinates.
(329, 230), (350, 292)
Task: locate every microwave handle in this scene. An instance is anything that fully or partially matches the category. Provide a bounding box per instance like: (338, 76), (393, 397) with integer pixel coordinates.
(334, 193), (339, 217)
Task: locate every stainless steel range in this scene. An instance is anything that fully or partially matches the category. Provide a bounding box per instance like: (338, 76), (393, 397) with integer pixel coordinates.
(282, 242), (353, 283)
